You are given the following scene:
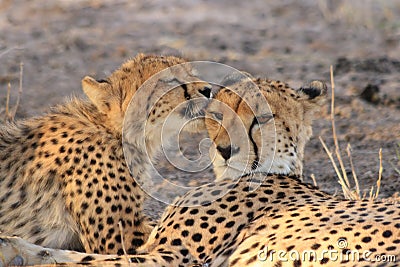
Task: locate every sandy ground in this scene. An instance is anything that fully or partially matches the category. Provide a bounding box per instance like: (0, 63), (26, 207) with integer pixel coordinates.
(0, 0), (399, 219)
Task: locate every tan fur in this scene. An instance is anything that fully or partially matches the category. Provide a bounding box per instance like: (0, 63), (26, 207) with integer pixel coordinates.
(0, 53), (211, 255)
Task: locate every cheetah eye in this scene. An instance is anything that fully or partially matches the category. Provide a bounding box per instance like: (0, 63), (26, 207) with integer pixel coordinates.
(209, 112), (223, 121)
(161, 77), (181, 85)
(256, 114), (274, 125)
(96, 79), (110, 84)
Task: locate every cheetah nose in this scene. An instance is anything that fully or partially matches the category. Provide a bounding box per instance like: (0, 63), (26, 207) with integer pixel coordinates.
(199, 85), (212, 98)
(217, 145), (240, 161)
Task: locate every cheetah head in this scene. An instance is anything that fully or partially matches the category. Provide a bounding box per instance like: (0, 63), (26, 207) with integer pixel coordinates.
(82, 54), (212, 135)
(206, 73), (327, 181)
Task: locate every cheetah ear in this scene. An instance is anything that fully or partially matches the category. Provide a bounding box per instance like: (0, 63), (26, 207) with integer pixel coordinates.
(297, 80), (327, 107)
(220, 71), (254, 87)
(82, 76), (112, 113)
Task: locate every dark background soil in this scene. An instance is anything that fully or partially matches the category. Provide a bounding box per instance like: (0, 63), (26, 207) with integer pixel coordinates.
(1, 0), (399, 218)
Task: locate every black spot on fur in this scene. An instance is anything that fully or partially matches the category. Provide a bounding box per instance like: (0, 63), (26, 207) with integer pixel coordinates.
(81, 256), (95, 262)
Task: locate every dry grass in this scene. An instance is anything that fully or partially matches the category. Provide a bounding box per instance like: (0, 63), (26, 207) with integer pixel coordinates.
(317, 0), (400, 31)
(3, 62), (23, 122)
(319, 66), (383, 201)
(118, 221), (131, 267)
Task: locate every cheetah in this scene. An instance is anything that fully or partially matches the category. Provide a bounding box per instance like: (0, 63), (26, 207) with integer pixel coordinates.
(205, 76), (399, 266)
(0, 73), (349, 266)
(0, 54), (212, 256)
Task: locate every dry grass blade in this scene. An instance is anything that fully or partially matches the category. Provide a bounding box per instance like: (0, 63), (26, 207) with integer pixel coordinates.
(319, 66), (359, 200)
(118, 221), (131, 267)
(11, 62), (24, 120)
(369, 186), (375, 200)
(3, 62), (24, 122)
(346, 144), (361, 198)
(329, 66), (351, 190)
(374, 148), (383, 200)
(320, 66), (383, 201)
(319, 136), (357, 200)
(310, 173), (318, 187)
(5, 82), (11, 121)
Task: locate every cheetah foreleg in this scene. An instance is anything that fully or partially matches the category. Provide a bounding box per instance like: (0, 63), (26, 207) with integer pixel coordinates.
(0, 236), (117, 266)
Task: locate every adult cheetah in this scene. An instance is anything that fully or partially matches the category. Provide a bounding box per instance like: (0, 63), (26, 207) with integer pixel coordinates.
(0, 54), (212, 255)
(208, 76), (399, 267)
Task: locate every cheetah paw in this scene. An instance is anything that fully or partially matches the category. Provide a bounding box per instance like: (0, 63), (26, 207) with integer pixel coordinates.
(0, 236), (57, 266)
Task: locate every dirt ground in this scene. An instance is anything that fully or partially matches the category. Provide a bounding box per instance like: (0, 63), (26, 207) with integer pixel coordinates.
(0, 0), (399, 219)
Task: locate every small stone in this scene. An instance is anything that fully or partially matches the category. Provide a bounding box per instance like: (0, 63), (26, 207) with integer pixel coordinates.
(360, 84), (380, 104)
